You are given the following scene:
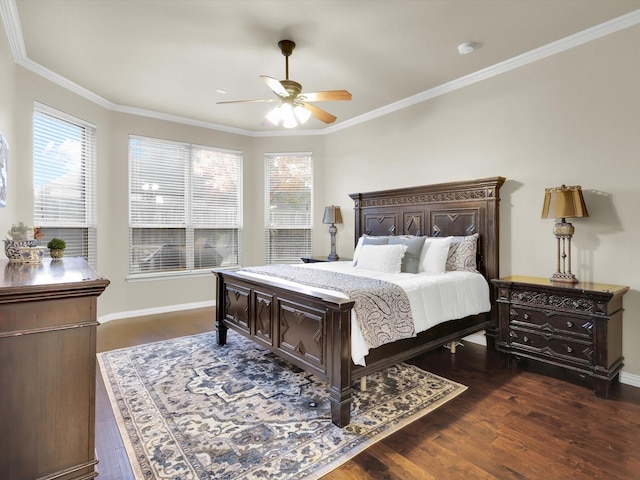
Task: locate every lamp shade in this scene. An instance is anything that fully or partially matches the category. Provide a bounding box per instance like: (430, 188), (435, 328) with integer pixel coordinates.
(541, 185), (589, 219)
(322, 205), (343, 224)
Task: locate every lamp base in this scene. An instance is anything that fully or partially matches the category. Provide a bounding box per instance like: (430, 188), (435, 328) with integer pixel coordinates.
(327, 253), (340, 261)
(550, 272), (578, 284)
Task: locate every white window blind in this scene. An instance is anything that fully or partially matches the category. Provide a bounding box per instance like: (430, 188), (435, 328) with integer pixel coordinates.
(129, 136), (243, 276)
(33, 104), (97, 268)
(264, 153), (312, 264)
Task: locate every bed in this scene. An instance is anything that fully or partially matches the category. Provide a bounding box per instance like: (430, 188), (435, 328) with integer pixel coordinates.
(214, 176), (505, 426)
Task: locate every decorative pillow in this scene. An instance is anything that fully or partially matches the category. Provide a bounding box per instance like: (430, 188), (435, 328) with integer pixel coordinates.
(352, 235), (390, 265)
(388, 235), (425, 273)
(446, 233), (479, 272)
(355, 244), (407, 274)
(418, 236), (452, 274)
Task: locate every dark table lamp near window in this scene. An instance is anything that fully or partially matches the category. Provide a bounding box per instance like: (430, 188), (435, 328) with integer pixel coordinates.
(541, 185), (589, 283)
(322, 205), (343, 261)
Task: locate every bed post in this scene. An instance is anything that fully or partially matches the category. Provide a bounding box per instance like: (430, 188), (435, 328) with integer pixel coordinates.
(214, 270), (228, 345)
(327, 303), (354, 427)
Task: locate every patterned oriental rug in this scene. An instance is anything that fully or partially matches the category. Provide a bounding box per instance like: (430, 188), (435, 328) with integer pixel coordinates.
(98, 331), (467, 479)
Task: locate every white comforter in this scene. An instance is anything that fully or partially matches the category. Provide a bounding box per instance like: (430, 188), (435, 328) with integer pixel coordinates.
(241, 261), (491, 366)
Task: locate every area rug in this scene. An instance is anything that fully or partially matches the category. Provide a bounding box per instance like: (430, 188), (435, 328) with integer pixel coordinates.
(98, 331), (467, 479)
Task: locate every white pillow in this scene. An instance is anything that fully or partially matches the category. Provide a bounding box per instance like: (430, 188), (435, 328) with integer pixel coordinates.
(352, 235), (390, 266)
(418, 236), (452, 274)
(355, 244), (407, 274)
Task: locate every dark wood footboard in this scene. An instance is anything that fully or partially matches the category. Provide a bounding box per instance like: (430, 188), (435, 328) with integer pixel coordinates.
(215, 269), (357, 426)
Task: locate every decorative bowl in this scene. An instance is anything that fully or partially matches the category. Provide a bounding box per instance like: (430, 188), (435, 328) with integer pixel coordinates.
(4, 239), (38, 261)
(17, 246), (47, 264)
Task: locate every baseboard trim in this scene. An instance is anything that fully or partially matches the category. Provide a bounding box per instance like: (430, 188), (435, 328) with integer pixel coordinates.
(98, 301), (215, 324)
(463, 331), (639, 389)
(620, 371), (640, 389)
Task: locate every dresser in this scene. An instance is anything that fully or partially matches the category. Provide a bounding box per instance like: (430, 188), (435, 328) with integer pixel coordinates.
(0, 257), (110, 480)
(492, 276), (628, 398)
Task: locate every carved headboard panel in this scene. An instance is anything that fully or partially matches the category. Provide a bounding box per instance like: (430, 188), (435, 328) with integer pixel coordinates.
(349, 177), (505, 282)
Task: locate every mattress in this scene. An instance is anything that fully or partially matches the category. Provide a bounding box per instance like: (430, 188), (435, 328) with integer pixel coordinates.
(240, 260), (491, 366)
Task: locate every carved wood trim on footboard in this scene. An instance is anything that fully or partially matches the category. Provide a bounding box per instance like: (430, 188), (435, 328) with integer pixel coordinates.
(215, 270), (356, 426)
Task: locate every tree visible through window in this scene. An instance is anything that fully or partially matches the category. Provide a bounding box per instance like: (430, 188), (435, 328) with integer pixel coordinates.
(265, 153), (312, 264)
(128, 136), (243, 276)
(33, 104), (97, 268)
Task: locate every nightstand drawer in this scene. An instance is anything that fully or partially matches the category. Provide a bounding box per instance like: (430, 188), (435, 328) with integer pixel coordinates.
(509, 327), (594, 366)
(509, 306), (593, 340)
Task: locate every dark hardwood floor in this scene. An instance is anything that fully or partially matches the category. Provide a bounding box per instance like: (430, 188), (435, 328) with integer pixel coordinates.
(95, 309), (640, 479)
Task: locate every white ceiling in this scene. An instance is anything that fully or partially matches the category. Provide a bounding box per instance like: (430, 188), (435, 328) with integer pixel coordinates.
(7, 1), (640, 134)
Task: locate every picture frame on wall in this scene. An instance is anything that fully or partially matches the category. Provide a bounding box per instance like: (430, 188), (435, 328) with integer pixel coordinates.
(0, 131), (7, 207)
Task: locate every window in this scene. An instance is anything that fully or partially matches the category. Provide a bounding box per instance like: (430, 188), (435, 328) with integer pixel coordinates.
(33, 104), (97, 268)
(265, 153), (312, 264)
(128, 136), (243, 276)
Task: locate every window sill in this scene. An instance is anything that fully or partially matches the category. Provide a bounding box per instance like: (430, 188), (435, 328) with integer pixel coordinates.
(126, 269), (226, 282)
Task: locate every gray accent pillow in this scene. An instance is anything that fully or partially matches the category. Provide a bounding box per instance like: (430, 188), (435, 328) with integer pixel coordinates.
(362, 235), (389, 246)
(388, 235), (425, 273)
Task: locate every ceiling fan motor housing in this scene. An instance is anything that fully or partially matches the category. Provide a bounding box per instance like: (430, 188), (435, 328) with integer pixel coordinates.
(278, 40), (295, 57)
(280, 79), (302, 97)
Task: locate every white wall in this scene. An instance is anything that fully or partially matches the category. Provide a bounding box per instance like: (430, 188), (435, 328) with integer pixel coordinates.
(1, 21), (638, 377)
(0, 24), (17, 224)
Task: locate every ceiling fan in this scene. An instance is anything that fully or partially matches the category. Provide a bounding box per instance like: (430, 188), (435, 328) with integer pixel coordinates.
(217, 40), (352, 128)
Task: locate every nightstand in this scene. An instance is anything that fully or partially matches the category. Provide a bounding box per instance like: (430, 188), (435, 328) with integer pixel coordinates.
(301, 256), (351, 263)
(492, 276), (629, 398)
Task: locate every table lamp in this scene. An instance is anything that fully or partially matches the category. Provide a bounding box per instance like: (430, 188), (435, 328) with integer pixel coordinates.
(541, 185), (589, 283)
(322, 205), (343, 261)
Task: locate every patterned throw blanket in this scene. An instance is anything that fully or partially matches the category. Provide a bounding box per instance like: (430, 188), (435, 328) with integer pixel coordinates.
(244, 265), (415, 349)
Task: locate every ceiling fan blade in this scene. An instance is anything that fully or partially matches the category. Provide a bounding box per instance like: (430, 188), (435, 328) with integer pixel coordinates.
(300, 90), (352, 102)
(217, 98), (276, 104)
(260, 75), (290, 97)
(302, 103), (337, 124)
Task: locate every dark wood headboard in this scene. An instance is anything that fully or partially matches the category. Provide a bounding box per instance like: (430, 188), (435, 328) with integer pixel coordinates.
(349, 176), (506, 283)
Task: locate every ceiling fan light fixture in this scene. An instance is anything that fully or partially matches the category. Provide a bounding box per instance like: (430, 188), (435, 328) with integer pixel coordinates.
(281, 103), (297, 128)
(294, 105), (311, 124)
(266, 106), (282, 126)
(265, 102), (310, 128)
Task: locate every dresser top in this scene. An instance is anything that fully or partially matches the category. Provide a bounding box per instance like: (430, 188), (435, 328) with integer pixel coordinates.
(494, 275), (629, 296)
(0, 257), (109, 293)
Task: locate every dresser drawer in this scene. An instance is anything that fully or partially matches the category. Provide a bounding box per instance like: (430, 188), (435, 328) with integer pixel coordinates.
(509, 306), (593, 340)
(0, 297), (96, 337)
(509, 327), (594, 366)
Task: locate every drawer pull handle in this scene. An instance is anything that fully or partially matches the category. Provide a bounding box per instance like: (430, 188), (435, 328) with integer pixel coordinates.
(523, 313), (531, 321)
(523, 336), (529, 343)
(566, 346), (573, 353)
(566, 321), (574, 328)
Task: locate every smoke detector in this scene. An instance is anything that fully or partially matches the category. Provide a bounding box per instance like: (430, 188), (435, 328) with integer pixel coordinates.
(457, 42), (476, 55)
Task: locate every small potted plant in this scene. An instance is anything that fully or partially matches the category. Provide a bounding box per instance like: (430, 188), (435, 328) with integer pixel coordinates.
(47, 238), (66, 259)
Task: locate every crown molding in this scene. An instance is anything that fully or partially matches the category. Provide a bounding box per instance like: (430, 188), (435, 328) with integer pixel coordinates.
(333, 8), (640, 133)
(2, 2), (639, 137)
(0, 0), (25, 61)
